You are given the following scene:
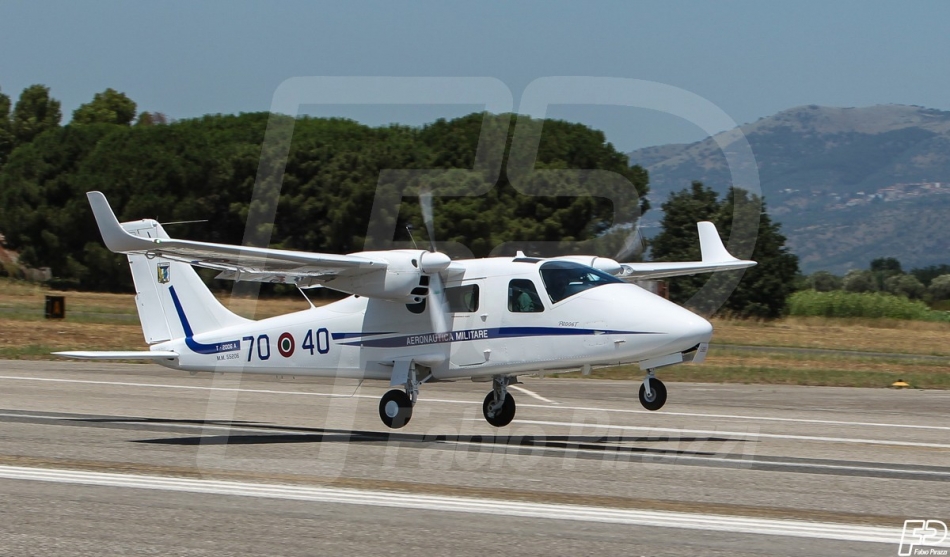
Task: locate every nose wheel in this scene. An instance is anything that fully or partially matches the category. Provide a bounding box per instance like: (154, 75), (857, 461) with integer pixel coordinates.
(639, 373), (667, 411)
(483, 375), (516, 427)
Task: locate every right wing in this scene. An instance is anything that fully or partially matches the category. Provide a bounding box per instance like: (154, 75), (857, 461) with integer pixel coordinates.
(87, 191), (387, 285)
(617, 222), (756, 280)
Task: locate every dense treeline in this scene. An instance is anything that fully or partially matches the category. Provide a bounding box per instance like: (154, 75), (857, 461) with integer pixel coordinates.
(650, 181), (801, 319)
(0, 85), (648, 291)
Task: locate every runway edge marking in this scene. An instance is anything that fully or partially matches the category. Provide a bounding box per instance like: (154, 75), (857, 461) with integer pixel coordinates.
(0, 465), (903, 545)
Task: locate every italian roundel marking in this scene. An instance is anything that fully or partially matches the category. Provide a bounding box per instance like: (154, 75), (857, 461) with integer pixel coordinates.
(277, 332), (295, 357)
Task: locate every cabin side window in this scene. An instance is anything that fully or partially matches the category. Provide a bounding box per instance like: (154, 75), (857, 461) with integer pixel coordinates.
(507, 279), (544, 312)
(445, 284), (479, 313)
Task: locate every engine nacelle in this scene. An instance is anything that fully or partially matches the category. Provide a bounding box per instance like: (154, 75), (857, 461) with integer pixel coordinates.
(323, 250), (448, 302)
(549, 255), (623, 276)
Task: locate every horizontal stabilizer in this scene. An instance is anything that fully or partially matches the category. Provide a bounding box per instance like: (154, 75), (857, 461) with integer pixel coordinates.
(52, 351), (179, 360)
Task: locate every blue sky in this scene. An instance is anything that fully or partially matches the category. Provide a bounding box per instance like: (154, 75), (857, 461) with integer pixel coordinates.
(2, 0), (949, 151)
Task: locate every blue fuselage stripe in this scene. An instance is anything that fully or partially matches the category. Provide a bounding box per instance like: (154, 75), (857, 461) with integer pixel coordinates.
(339, 327), (660, 348)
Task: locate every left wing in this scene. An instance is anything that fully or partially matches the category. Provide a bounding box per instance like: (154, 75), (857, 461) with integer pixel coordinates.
(87, 191), (387, 284)
(617, 222), (756, 280)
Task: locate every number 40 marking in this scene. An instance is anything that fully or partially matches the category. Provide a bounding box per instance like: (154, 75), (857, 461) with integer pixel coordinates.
(302, 328), (330, 355)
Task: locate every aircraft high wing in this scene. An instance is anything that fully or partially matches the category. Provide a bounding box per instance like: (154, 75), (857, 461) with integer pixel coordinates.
(552, 221), (755, 280)
(616, 221), (755, 279)
(87, 191), (450, 301)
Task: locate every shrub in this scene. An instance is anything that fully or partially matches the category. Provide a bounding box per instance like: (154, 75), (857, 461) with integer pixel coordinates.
(787, 290), (949, 321)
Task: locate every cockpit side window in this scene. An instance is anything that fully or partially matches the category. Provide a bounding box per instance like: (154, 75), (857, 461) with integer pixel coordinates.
(539, 261), (622, 304)
(508, 279), (544, 313)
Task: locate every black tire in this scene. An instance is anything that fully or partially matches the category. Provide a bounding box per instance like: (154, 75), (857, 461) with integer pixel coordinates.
(482, 391), (516, 427)
(638, 378), (667, 411)
(379, 389), (413, 429)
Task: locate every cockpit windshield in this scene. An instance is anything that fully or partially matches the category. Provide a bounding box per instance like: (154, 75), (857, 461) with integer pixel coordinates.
(538, 261), (623, 304)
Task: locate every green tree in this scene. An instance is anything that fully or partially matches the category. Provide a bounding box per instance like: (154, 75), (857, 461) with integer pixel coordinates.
(0, 85), (13, 165)
(911, 264), (950, 287)
(870, 257), (902, 274)
(869, 257), (903, 289)
(712, 188), (800, 318)
(12, 84), (61, 145)
(808, 271), (842, 292)
(651, 183), (799, 318)
(884, 274), (925, 299)
(928, 274), (950, 301)
(72, 88), (137, 126)
(842, 269), (878, 293)
(650, 181), (721, 303)
(135, 111), (168, 126)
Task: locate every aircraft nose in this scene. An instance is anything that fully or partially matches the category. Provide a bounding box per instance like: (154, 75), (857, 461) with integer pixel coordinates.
(676, 314), (713, 347)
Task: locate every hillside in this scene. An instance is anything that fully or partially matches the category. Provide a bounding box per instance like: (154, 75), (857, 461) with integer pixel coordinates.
(629, 104), (950, 273)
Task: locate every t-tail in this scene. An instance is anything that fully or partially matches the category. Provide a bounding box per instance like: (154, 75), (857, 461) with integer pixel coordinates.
(53, 193), (250, 360)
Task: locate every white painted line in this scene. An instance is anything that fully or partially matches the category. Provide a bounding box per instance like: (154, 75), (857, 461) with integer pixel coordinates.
(0, 465), (905, 545)
(2, 374), (947, 435)
(510, 385), (557, 405)
(516, 403), (950, 432)
(517, 420), (950, 450)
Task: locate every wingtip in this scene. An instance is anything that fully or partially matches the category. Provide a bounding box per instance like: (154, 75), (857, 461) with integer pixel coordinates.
(697, 221), (740, 263)
(86, 191), (149, 253)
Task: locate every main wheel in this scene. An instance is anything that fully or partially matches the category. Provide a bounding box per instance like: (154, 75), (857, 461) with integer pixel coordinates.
(482, 391), (516, 427)
(638, 377), (667, 411)
(379, 389), (413, 429)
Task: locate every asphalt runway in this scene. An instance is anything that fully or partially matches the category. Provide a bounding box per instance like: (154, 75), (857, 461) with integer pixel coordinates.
(1, 360), (948, 556)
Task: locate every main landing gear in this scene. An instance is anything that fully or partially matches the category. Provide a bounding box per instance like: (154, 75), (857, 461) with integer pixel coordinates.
(482, 375), (516, 427)
(379, 389), (414, 428)
(379, 361), (421, 429)
(378, 368), (518, 429)
(639, 369), (667, 411)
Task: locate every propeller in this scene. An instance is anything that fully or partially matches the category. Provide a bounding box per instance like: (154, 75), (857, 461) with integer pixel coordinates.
(613, 221), (645, 262)
(418, 189), (451, 336)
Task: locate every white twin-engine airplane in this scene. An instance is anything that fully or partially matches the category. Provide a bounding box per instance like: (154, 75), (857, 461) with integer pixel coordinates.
(56, 191), (755, 429)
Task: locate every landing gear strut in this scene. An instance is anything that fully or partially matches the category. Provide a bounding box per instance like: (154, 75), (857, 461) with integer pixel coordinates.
(379, 362), (420, 429)
(639, 370), (667, 411)
(482, 375), (516, 427)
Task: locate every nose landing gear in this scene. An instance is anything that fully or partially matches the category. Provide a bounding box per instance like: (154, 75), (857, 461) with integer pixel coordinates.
(482, 375), (516, 427)
(639, 370), (667, 411)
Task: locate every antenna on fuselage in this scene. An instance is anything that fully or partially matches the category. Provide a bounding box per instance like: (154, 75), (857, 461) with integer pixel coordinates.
(405, 224), (419, 249)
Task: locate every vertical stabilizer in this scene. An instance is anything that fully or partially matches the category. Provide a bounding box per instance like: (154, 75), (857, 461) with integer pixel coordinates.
(121, 219), (251, 344)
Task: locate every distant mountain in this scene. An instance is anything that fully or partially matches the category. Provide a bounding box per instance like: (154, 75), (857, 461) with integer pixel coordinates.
(629, 104), (950, 274)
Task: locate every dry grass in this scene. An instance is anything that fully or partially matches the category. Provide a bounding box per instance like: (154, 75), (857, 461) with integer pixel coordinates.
(0, 320), (144, 358)
(711, 316), (950, 357)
